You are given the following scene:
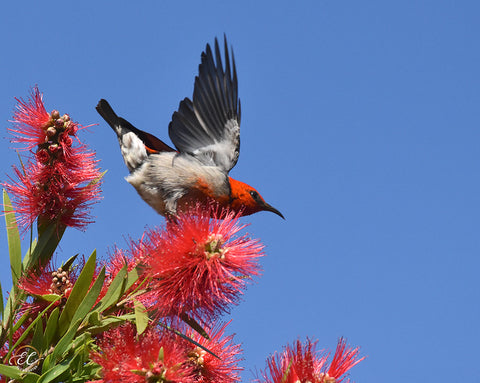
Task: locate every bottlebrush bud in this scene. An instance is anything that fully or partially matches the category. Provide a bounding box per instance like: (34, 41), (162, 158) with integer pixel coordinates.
(46, 126), (56, 137)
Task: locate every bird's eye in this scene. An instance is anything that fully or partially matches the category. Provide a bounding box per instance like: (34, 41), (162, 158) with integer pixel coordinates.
(249, 190), (260, 201)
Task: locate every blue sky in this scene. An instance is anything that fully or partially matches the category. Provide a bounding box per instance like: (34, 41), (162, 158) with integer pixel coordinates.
(1, 1), (479, 381)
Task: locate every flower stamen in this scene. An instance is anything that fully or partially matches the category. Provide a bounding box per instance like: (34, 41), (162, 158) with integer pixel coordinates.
(204, 234), (225, 260)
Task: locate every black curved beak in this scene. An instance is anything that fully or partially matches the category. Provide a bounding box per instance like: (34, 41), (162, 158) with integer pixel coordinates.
(264, 203), (285, 219)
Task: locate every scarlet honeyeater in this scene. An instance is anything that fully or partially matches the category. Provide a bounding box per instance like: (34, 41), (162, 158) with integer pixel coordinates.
(96, 36), (283, 219)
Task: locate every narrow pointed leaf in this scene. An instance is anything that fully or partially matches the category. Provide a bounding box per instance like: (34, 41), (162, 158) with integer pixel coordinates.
(27, 224), (66, 267)
(0, 281), (4, 320)
(86, 310), (100, 326)
(12, 309), (32, 333)
(159, 322), (220, 359)
(22, 372), (41, 383)
(134, 300), (149, 335)
(86, 314), (132, 335)
(58, 250), (97, 334)
(3, 190), (22, 286)
(22, 237), (37, 269)
(70, 267), (105, 326)
(180, 313), (210, 339)
(3, 292), (17, 334)
(62, 254), (79, 272)
(158, 346), (164, 362)
(36, 293), (62, 302)
(6, 299), (60, 361)
(31, 318), (45, 353)
(51, 318), (82, 362)
(44, 307), (60, 347)
(91, 169), (107, 185)
(38, 357), (71, 383)
(126, 266), (140, 291)
(96, 264), (127, 312)
(0, 364), (23, 378)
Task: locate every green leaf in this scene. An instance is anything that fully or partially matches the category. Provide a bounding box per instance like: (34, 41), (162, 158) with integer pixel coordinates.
(23, 372), (41, 383)
(3, 190), (22, 287)
(85, 314), (129, 335)
(70, 332), (92, 359)
(0, 365), (39, 383)
(50, 318), (82, 363)
(282, 359), (294, 382)
(44, 307), (60, 347)
(27, 224), (66, 267)
(61, 254), (79, 272)
(159, 322), (220, 359)
(0, 363), (23, 378)
(86, 310), (101, 326)
(0, 281), (4, 321)
(96, 264), (127, 312)
(31, 318), (44, 354)
(70, 267), (105, 326)
(36, 293), (62, 302)
(134, 300), (149, 335)
(3, 292), (16, 336)
(11, 309), (32, 334)
(90, 170), (107, 186)
(75, 361), (101, 380)
(158, 346), (164, 361)
(38, 357), (71, 383)
(23, 237), (37, 269)
(58, 250), (97, 334)
(6, 299), (60, 361)
(125, 266), (140, 291)
(180, 313), (210, 339)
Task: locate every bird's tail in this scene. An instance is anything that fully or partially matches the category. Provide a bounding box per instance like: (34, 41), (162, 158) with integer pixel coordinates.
(96, 99), (176, 154)
(96, 99), (122, 132)
(96, 99), (150, 172)
(96, 99), (176, 172)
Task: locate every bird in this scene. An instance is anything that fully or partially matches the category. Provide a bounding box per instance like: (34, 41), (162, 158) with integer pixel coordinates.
(96, 36), (283, 219)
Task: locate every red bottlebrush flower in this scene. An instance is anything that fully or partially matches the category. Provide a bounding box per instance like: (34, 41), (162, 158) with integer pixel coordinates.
(19, 263), (76, 297)
(181, 321), (243, 383)
(104, 245), (140, 280)
(3, 86), (102, 232)
(17, 260), (81, 316)
(324, 338), (365, 383)
(8, 86), (51, 150)
(260, 339), (325, 383)
(98, 245), (143, 311)
(138, 205), (264, 321)
(91, 322), (195, 383)
(258, 338), (364, 383)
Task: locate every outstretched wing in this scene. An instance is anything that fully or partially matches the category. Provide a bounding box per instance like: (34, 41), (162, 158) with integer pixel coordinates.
(168, 36), (241, 173)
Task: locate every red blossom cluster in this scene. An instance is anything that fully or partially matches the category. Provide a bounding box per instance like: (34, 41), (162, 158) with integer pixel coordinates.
(3, 86), (102, 231)
(116, 205), (264, 321)
(17, 260), (79, 315)
(258, 338), (365, 383)
(90, 321), (242, 383)
(182, 321), (243, 383)
(15, 256), (112, 319)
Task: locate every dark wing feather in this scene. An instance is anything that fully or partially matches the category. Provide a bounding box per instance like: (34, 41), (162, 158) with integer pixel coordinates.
(168, 36), (241, 172)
